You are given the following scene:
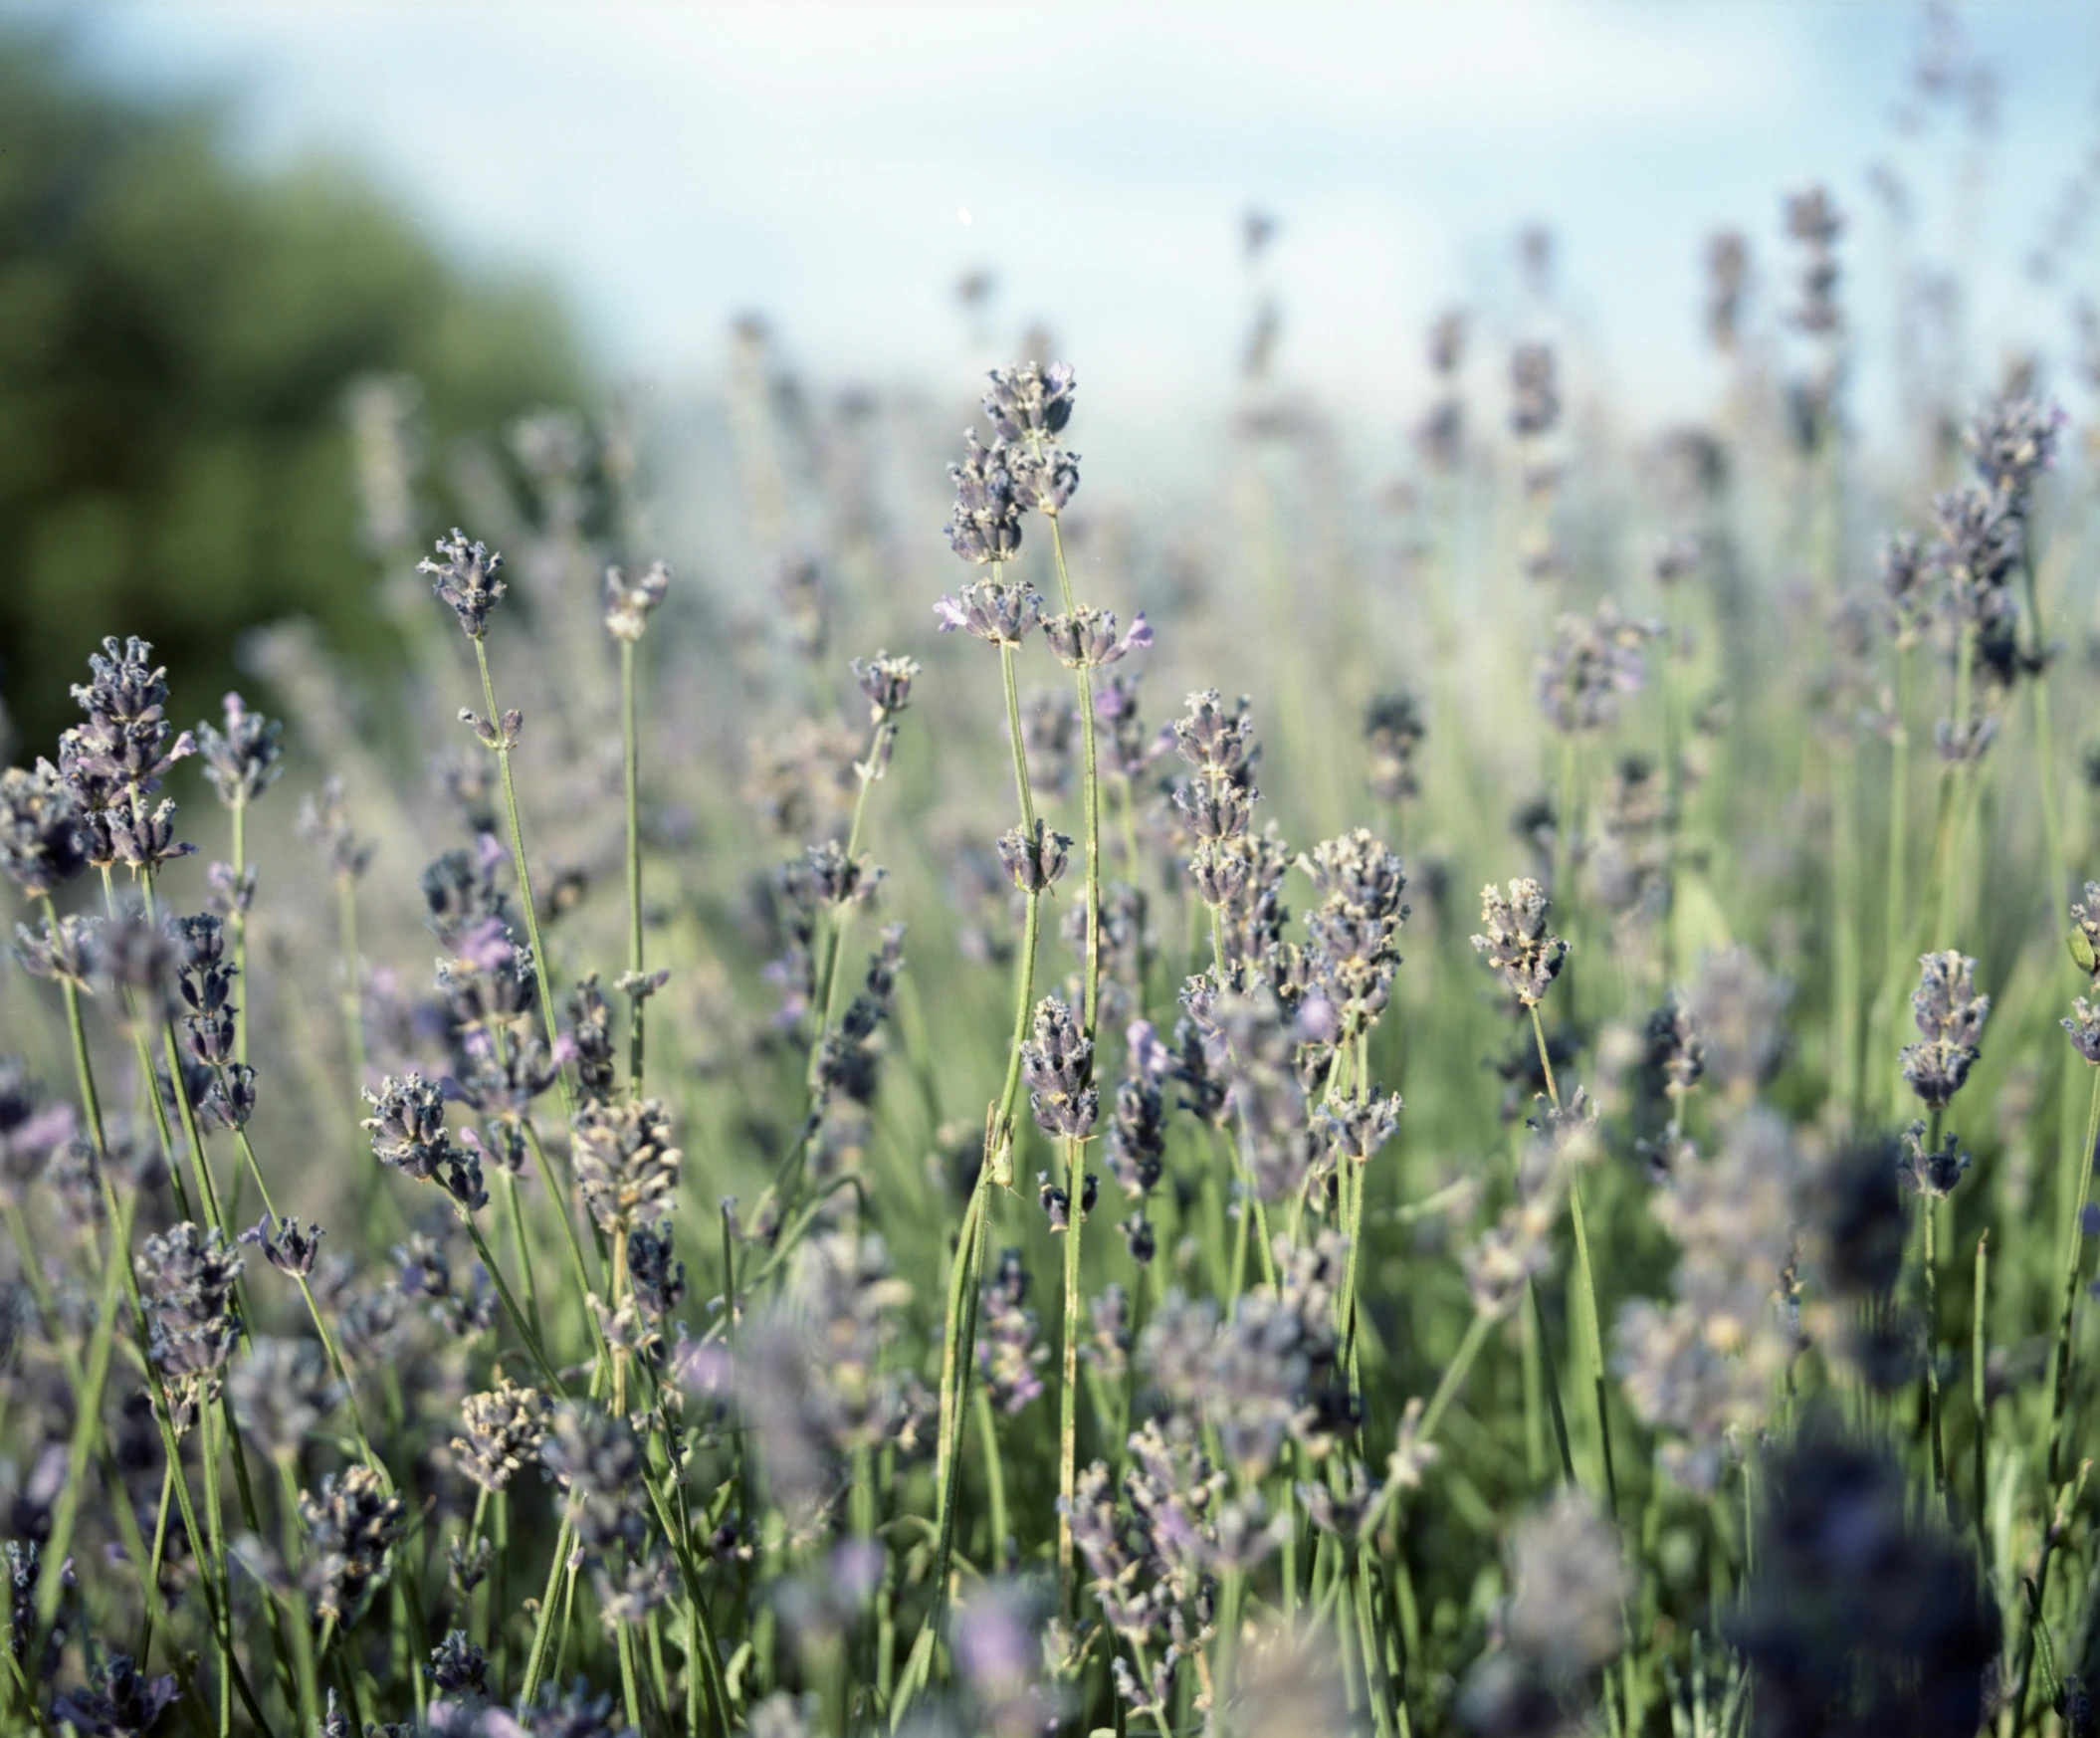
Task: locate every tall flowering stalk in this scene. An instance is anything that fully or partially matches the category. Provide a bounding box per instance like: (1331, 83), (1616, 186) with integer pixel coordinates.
(1898, 947), (1987, 1498)
(421, 530), (615, 1403)
(2021, 894), (2100, 1710)
(1473, 879), (1618, 1511)
(421, 531), (576, 1119)
(998, 361), (1152, 1625)
(916, 419), (1045, 1689)
(194, 690), (284, 1068)
(4, 756), (260, 1727)
(604, 559), (671, 1098)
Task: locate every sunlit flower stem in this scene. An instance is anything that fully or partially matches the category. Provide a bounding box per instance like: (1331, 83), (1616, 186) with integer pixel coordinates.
(474, 637), (576, 1127)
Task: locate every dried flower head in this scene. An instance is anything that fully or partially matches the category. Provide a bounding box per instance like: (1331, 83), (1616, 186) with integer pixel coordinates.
(1172, 690), (1256, 778)
(541, 1402), (646, 1556)
(995, 819), (1072, 894)
(1303, 828), (1408, 1031)
(1707, 229), (1749, 351)
(1645, 992), (1705, 1097)
(1897, 1120), (1971, 1199)
(426, 1629), (489, 1698)
(51, 1656), (178, 1738)
(1536, 602), (1658, 737)
(935, 573), (1045, 645)
(454, 1377), (552, 1494)
(0, 762), (87, 899)
(194, 692), (284, 809)
(1043, 608), (1151, 670)
(298, 774), (374, 883)
(1472, 879), (1568, 1007)
(2065, 995), (2100, 1065)
(1686, 945), (1791, 1095)
(420, 529), (508, 639)
(603, 560), (670, 641)
(13, 911), (95, 986)
(944, 432), (1025, 564)
(230, 1336), (341, 1460)
(1965, 394), (2063, 509)
(363, 1073), (487, 1211)
(1505, 1490), (1630, 1677)
(136, 1221), (244, 1388)
(1009, 442), (1081, 515)
(1020, 996), (1098, 1141)
(301, 1464), (406, 1624)
(1364, 693), (1425, 805)
(65, 635), (194, 800)
(1143, 1235), (1355, 1480)
(984, 359), (1077, 442)
(1900, 951), (1988, 1111)
(978, 1248), (1048, 1415)
(571, 1097), (682, 1233)
(626, 1216), (686, 1320)
(1614, 1107), (1801, 1490)
(1319, 1092), (1402, 1167)
(1104, 1056), (1168, 1198)
(0, 1057), (75, 1206)
(568, 973), (617, 1103)
(851, 651), (920, 723)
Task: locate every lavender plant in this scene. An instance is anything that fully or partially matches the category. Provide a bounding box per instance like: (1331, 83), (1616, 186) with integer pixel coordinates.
(4, 156), (2099, 1738)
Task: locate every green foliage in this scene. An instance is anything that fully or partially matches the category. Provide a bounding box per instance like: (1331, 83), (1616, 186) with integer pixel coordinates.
(0, 30), (585, 750)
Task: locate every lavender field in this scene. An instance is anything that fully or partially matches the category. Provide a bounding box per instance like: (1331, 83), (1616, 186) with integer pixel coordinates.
(2, 6), (2099, 1735)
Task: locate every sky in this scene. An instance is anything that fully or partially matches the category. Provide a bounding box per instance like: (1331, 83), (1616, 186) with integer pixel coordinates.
(29, 2), (2100, 460)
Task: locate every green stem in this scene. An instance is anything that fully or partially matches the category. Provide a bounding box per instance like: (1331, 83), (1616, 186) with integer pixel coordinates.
(621, 637), (647, 1098)
(228, 1124), (379, 1458)
(26, 1188), (125, 1657)
(138, 1457), (173, 1665)
(273, 1459), (323, 1735)
(1352, 1546), (1396, 1738)
(1529, 1280), (1576, 1486)
(1830, 745), (1861, 1114)
(1418, 1310), (1496, 1443)
(1568, 1175), (1618, 1516)
(198, 1405), (235, 1737)
(1922, 1188), (1946, 1499)
(463, 1212), (566, 1395)
(998, 628), (1039, 838)
(2044, 1067), (2100, 1497)
(231, 794), (250, 1068)
(44, 898), (107, 1155)
(1057, 1132), (1087, 1622)
(1932, 623), (1978, 952)
(612, 1220), (631, 1414)
(1529, 1003), (1561, 1112)
(972, 1385), (1010, 1574)
(473, 636), (575, 1125)
(1867, 647), (1913, 1124)
(617, 1608), (644, 1733)
(505, 1168), (543, 1347)
(914, 1176), (988, 1704)
(1043, 514), (1103, 1038)
(522, 1117), (607, 1365)
(1972, 1229), (1991, 1573)
(520, 1516), (576, 1706)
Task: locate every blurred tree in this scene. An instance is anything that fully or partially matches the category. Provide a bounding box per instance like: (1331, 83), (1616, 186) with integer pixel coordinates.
(0, 29), (586, 753)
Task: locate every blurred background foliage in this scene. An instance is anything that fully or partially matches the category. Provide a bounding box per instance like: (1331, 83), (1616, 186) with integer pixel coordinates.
(0, 28), (586, 754)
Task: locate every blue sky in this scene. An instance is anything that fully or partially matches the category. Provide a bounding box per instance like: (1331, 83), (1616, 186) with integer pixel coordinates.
(31, 2), (2100, 457)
